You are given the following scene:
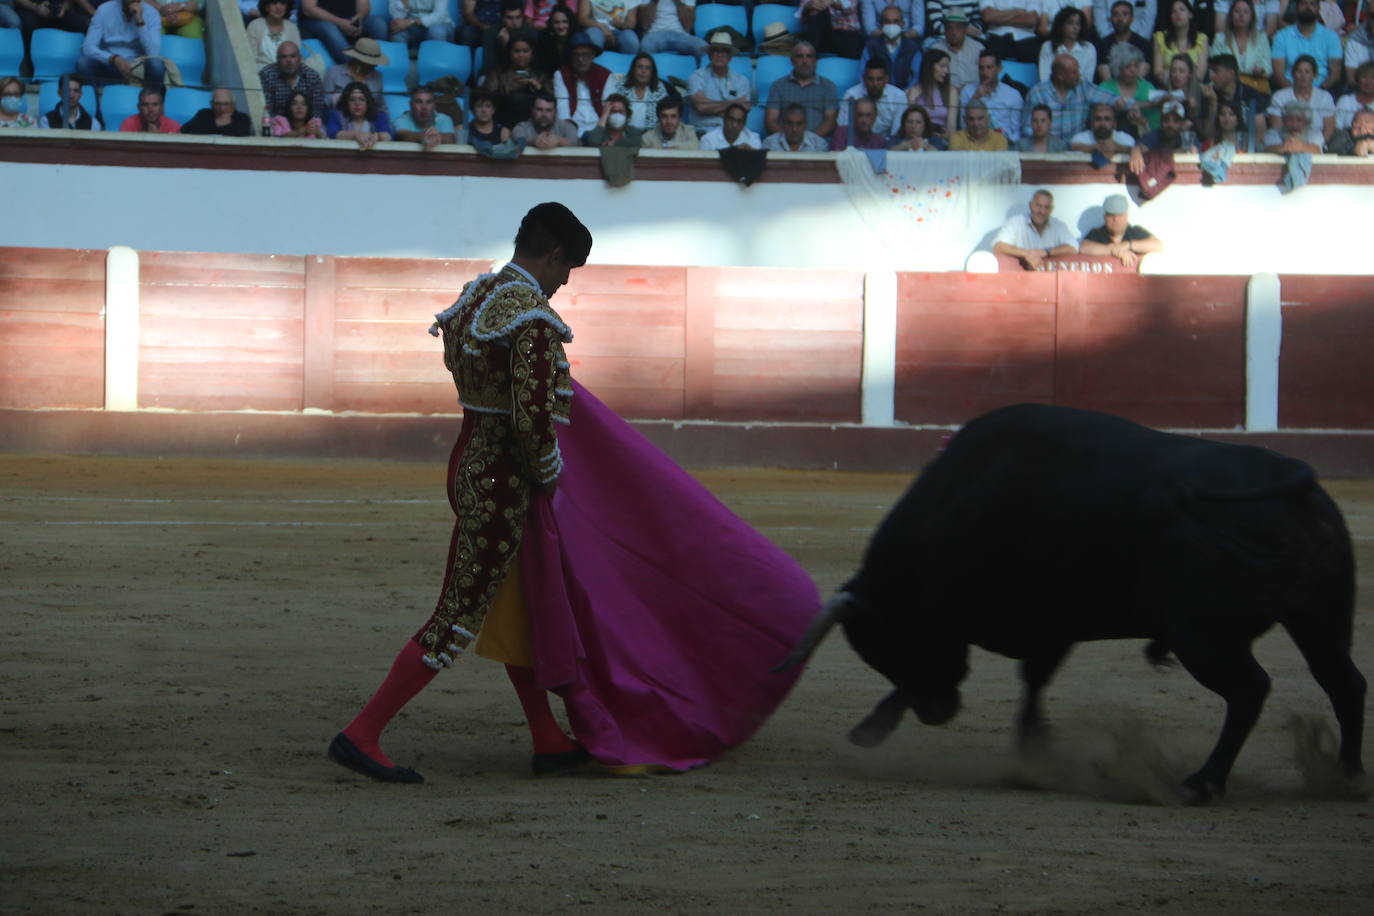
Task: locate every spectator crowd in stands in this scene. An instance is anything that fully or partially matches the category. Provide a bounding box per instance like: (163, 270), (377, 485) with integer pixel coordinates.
(0, 0), (1372, 159)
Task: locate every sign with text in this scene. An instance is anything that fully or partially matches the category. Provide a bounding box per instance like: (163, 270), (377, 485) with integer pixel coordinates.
(995, 253), (1140, 274)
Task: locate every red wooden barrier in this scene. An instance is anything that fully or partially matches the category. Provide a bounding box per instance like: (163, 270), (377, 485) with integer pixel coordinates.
(896, 272), (1057, 424)
(0, 247), (105, 409)
(1278, 276), (1374, 430)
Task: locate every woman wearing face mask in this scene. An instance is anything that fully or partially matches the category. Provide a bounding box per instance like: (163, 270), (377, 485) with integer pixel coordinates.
(0, 77), (38, 129)
(581, 92), (641, 145)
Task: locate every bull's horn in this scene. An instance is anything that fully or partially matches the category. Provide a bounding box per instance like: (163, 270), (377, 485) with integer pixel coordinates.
(771, 591), (855, 672)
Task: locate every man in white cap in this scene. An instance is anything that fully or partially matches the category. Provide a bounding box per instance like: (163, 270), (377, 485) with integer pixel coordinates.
(1079, 193), (1162, 268)
(931, 10), (985, 89)
(992, 188), (1078, 270)
(688, 31), (753, 136)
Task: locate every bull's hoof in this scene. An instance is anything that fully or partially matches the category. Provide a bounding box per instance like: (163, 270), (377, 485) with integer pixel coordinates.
(1177, 775), (1222, 806)
(848, 717), (897, 748)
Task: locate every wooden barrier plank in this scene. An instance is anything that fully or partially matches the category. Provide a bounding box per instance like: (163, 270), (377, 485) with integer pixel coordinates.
(1054, 274), (1246, 427)
(586, 387), (685, 419)
(333, 381), (459, 413)
(333, 320), (447, 352)
(140, 316), (304, 353)
(568, 327), (684, 359)
(1278, 275), (1374, 429)
(303, 255), (336, 412)
(894, 271), (1056, 424)
(334, 257), (491, 290)
(0, 310), (105, 345)
(334, 350), (453, 383)
(139, 252), (305, 288)
(566, 355), (684, 390)
(713, 300), (864, 333)
(0, 247), (105, 281)
(334, 288), (459, 321)
(0, 375), (103, 408)
(563, 265), (687, 297)
(138, 285), (305, 318)
(0, 278), (105, 312)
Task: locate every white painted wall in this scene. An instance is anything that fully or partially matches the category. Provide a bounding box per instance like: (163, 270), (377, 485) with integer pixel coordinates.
(4, 154), (1372, 274)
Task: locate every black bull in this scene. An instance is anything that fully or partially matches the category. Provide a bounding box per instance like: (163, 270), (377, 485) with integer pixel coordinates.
(778, 404), (1366, 803)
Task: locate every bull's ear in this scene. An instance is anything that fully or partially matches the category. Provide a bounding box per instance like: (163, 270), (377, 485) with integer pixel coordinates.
(771, 592), (855, 672)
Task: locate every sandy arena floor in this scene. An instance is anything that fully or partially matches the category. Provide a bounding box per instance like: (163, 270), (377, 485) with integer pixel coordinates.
(1, 454), (1371, 915)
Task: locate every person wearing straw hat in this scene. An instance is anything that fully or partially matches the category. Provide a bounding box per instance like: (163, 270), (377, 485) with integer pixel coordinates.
(323, 36), (390, 112)
(1079, 193), (1163, 268)
(687, 31), (753, 136)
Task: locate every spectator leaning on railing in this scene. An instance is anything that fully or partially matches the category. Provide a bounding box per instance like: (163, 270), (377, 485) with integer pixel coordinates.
(325, 79), (393, 147)
(0, 76), (38, 128)
(831, 94), (890, 146)
(701, 100), (763, 149)
(1016, 101), (1068, 148)
(1327, 107), (1374, 154)
(1070, 99), (1139, 152)
(41, 73), (103, 129)
(270, 89), (326, 136)
(992, 188), (1079, 269)
(949, 95), (1008, 146)
(181, 87), (254, 135)
(641, 95), (699, 147)
(767, 102), (834, 150)
(120, 85), (181, 132)
(511, 91), (580, 148)
(1079, 193), (1162, 269)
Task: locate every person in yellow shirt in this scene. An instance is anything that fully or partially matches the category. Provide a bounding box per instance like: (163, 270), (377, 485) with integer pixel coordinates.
(949, 98), (1009, 149)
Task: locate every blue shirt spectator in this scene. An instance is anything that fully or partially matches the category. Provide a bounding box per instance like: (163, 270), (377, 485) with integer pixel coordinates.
(1264, 15), (1341, 88)
(77, 0), (164, 86)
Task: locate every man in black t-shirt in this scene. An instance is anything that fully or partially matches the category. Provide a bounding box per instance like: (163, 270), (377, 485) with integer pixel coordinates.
(180, 88), (254, 136)
(1079, 193), (1163, 268)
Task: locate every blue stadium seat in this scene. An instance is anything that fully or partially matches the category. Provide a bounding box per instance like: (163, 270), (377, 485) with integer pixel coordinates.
(301, 38), (330, 65)
(817, 56), (860, 92)
(473, 46), (483, 76)
(750, 4), (801, 43)
(693, 3), (748, 39)
(728, 52), (753, 92)
(417, 40), (471, 85)
(0, 28), (21, 77)
(375, 39), (411, 92)
(754, 53), (792, 104)
(597, 50), (634, 76)
(164, 87), (210, 125)
(38, 79), (61, 120)
(384, 91), (409, 116)
(746, 103), (765, 137)
(652, 52), (696, 86)
(30, 29), (84, 82)
(99, 84), (142, 130)
(1001, 60), (1039, 89)
(161, 34), (207, 86)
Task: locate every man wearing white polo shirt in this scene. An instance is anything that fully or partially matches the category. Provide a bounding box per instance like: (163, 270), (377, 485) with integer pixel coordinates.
(991, 189), (1079, 269)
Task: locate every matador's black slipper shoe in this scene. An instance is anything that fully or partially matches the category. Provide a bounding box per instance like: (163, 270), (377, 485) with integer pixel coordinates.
(531, 746), (593, 776)
(328, 733), (425, 784)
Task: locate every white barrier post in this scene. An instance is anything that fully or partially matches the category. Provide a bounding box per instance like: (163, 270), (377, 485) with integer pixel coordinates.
(105, 246), (140, 412)
(1245, 272), (1281, 432)
(862, 270), (897, 427)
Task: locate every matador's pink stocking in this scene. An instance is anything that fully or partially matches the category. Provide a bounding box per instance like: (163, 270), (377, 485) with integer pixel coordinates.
(505, 663), (579, 755)
(340, 639), (438, 767)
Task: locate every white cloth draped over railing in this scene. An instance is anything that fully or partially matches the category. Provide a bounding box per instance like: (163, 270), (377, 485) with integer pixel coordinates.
(835, 149), (1023, 270)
